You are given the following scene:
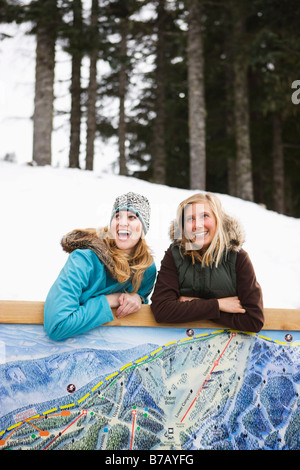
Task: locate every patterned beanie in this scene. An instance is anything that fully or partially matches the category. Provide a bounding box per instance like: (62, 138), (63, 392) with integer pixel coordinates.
(111, 192), (151, 233)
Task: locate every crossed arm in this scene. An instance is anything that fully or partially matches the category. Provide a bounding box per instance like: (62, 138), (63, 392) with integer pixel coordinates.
(179, 295), (246, 314)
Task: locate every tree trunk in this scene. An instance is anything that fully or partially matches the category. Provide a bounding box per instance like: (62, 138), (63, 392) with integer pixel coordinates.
(233, 61), (253, 201)
(187, 0), (206, 190)
(118, 17), (128, 176)
(232, 2), (254, 201)
(69, 0), (82, 169)
(85, 0), (99, 171)
(152, 0), (166, 184)
(224, 33), (236, 196)
(32, 1), (57, 166)
(272, 113), (285, 213)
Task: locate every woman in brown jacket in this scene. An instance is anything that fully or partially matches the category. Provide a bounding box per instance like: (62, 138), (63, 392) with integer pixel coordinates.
(151, 193), (264, 333)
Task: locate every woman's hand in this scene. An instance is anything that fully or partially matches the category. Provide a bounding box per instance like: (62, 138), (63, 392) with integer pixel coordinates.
(217, 296), (245, 314)
(115, 293), (142, 318)
(106, 293), (122, 309)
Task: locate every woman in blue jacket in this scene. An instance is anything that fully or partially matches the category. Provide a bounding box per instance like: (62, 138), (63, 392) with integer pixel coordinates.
(44, 192), (156, 341)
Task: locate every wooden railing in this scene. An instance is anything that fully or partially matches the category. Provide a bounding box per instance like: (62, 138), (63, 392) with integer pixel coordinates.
(0, 300), (300, 330)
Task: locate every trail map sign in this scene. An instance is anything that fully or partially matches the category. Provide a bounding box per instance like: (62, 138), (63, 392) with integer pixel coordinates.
(1, 320), (300, 451)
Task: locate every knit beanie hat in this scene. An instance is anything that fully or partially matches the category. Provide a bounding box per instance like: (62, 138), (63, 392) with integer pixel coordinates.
(111, 192), (151, 234)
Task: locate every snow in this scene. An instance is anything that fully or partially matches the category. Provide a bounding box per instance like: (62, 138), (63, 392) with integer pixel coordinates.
(1, 160), (299, 309)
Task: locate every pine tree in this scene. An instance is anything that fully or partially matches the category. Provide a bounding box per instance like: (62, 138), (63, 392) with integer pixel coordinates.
(96, 0), (150, 176)
(118, 9), (129, 176)
(29, 0), (59, 166)
(230, 0), (254, 202)
(85, 0), (99, 171)
(68, 0), (83, 169)
(152, 0), (167, 185)
(248, 0), (300, 214)
(186, 0), (206, 190)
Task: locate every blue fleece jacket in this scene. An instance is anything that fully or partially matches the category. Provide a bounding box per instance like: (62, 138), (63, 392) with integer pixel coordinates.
(44, 249), (156, 341)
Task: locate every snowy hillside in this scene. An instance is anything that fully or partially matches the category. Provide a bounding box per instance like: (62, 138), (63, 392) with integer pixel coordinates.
(1, 160), (299, 309)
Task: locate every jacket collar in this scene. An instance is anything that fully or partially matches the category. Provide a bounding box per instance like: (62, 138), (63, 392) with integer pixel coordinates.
(61, 227), (117, 277)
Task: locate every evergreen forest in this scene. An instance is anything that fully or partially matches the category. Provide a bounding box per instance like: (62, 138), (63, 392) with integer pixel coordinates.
(1, 0), (300, 216)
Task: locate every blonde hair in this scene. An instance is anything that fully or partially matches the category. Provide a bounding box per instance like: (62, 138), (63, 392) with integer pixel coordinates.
(173, 193), (230, 267)
(102, 227), (153, 292)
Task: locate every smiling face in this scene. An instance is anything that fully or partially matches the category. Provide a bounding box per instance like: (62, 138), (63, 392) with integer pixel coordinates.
(183, 202), (217, 251)
(110, 210), (143, 254)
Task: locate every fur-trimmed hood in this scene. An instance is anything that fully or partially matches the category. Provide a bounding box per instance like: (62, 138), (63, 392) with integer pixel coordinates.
(61, 227), (117, 278)
(169, 213), (245, 251)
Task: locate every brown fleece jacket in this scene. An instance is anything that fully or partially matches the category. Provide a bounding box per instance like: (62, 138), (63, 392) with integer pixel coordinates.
(151, 215), (264, 333)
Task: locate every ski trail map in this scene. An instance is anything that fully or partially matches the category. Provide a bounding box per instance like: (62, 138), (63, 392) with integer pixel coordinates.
(0, 323), (299, 450)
